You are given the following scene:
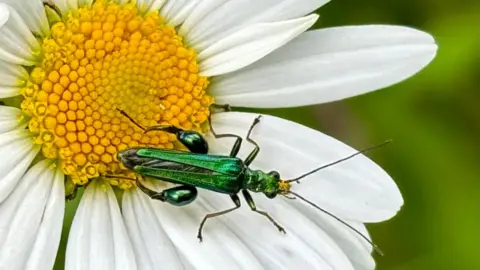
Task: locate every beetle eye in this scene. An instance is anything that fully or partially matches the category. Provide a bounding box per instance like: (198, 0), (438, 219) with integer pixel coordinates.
(269, 171), (280, 180)
(265, 192), (277, 199)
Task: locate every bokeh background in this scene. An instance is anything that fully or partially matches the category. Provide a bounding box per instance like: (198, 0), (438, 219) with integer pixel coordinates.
(55, 0), (480, 269)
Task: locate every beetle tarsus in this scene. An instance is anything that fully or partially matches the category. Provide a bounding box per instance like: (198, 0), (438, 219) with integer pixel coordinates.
(244, 116), (262, 166)
(211, 103), (232, 113)
(197, 194), (241, 242)
(242, 190), (287, 234)
(257, 208), (287, 235)
(65, 190), (77, 201)
(65, 183), (78, 201)
(253, 115), (262, 125)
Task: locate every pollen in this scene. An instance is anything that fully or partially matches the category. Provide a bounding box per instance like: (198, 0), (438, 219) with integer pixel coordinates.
(22, 1), (213, 187)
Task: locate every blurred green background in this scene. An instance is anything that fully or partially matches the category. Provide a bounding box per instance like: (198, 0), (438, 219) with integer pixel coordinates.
(55, 0), (480, 269)
(259, 0), (480, 269)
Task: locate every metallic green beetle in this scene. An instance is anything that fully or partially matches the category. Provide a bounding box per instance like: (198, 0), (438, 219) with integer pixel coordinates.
(116, 109), (385, 254)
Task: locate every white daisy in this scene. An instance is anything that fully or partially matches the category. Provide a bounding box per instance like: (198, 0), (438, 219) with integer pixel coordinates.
(0, 0), (436, 269)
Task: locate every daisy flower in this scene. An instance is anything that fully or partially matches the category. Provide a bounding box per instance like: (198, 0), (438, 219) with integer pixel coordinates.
(0, 0), (436, 269)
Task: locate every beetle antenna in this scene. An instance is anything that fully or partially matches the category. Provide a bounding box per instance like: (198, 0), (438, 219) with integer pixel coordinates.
(286, 140), (391, 183)
(289, 191), (384, 256)
(116, 108), (146, 131)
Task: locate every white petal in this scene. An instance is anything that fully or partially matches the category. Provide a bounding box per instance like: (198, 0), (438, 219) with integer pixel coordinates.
(0, 59), (28, 84)
(291, 202), (375, 270)
(0, 59), (28, 98)
(50, 0), (78, 14)
(141, 181), (264, 269)
(113, 0), (129, 6)
(136, 0), (151, 12)
(122, 186), (185, 270)
(200, 14), (318, 76)
(66, 180), (137, 270)
(212, 25), (437, 107)
(180, 0), (329, 51)
(0, 3), (42, 65)
(0, 85), (20, 98)
(1, 0), (50, 36)
(160, 0), (199, 27)
(0, 160), (64, 270)
(210, 112), (403, 222)
(0, 129), (40, 203)
(0, 106), (27, 133)
(25, 167), (65, 270)
(199, 190), (354, 269)
(136, 0), (166, 13)
(77, 0), (94, 8)
(136, 180), (353, 269)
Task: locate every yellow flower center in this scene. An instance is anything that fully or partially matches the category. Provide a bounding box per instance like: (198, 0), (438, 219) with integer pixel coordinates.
(21, 1), (213, 188)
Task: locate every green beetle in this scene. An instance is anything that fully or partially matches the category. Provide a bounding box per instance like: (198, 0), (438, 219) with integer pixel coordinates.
(115, 109), (386, 254)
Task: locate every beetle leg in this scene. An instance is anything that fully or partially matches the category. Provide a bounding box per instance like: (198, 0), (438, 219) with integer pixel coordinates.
(144, 125), (210, 154)
(137, 182), (198, 206)
(117, 108), (208, 153)
(208, 113), (243, 157)
(210, 103), (232, 113)
(65, 184), (78, 201)
(244, 116), (262, 166)
(136, 181), (168, 201)
(148, 126), (209, 154)
(197, 194), (241, 242)
(242, 190), (286, 234)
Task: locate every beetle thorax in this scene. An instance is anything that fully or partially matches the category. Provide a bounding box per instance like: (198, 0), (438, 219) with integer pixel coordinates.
(244, 169), (280, 198)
